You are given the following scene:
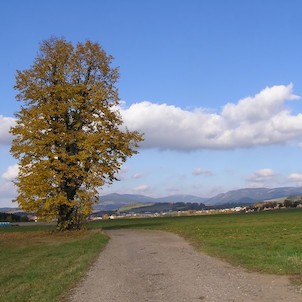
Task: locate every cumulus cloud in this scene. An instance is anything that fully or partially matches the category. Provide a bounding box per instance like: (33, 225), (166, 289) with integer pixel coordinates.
(192, 167), (213, 176)
(246, 169), (275, 183)
(3, 84), (302, 153)
(3, 84), (301, 152)
(221, 84), (299, 123)
(0, 115), (15, 146)
(2, 164), (19, 181)
(121, 84), (302, 151)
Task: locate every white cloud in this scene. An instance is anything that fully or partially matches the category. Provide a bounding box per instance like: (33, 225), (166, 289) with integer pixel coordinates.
(0, 181), (17, 207)
(166, 186), (182, 195)
(192, 167), (213, 176)
(132, 184), (151, 194)
(288, 173), (302, 183)
(2, 164), (19, 181)
(115, 166), (129, 180)
(246, 169), (275, 183)
(0, 115), (15, 147)
(0, 171), (18, 207)
(4, 84), (301, 152)
(221, 84), (299, 123)
(132, 173), (144, 179)
(121, 84), (302, 151)
(115, 168), (144, 181)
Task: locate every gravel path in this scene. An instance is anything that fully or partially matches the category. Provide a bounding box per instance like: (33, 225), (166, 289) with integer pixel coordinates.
(69, 229), (302, 302)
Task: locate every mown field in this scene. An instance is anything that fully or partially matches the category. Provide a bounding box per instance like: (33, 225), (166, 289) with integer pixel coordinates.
(90, 209), (302, 283)
(0, 226), (108, 302)
(1, 209), (302, 302)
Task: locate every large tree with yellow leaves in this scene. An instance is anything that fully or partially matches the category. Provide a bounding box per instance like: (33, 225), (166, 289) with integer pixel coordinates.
(10, 38), (143, 230)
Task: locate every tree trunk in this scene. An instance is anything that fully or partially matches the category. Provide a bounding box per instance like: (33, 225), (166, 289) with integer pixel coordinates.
(57, 204), (79, 230)
(56, 180), (82, 230)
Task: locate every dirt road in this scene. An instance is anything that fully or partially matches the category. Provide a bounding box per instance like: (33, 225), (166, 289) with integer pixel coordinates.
(69, 229), (302, 301)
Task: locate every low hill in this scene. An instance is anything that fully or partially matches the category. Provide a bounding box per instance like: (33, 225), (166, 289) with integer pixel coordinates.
(118, 203), (155, 212)
(95, 194), (207, 211)
(119, 202), (206, 214)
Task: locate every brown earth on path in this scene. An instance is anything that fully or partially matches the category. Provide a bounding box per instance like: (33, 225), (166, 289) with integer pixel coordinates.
(69, 229), (302, 302)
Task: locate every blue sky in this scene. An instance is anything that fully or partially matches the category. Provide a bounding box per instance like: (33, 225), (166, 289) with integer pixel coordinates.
(1, 0), (302, 207)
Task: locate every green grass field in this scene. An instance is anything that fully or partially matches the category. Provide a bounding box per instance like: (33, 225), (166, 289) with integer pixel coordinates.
(89, 209), (302, 283)
(0, 226), (108, 302)
(1, 209), (302, 302)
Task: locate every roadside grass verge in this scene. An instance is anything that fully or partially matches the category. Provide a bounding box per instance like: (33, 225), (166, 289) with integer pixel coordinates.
(0, 226), (108, 302)
(89, 209), (302, 284)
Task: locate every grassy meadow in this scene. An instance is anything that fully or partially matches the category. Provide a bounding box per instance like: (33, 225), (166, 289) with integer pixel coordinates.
(1, 209), (302, 302)
(89, 209), (302, 283)
(0, 226), (108, 302)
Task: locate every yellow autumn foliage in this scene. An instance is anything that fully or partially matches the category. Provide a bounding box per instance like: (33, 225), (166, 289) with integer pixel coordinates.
(10, 37), (143, 230)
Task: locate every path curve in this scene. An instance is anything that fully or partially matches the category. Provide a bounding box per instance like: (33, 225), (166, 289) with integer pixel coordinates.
(69, 229), (302, 302)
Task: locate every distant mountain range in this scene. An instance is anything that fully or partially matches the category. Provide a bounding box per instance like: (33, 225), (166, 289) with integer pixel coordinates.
(2, 187), (302, 213)
(95, 186), (302, 210)
(205, 187), (302, 206)
(94, 194), (207, 211)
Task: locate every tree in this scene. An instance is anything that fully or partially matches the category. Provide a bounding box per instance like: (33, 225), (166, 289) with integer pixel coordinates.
(10, 37), (143, 230)
(283, 199), (293, 208)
